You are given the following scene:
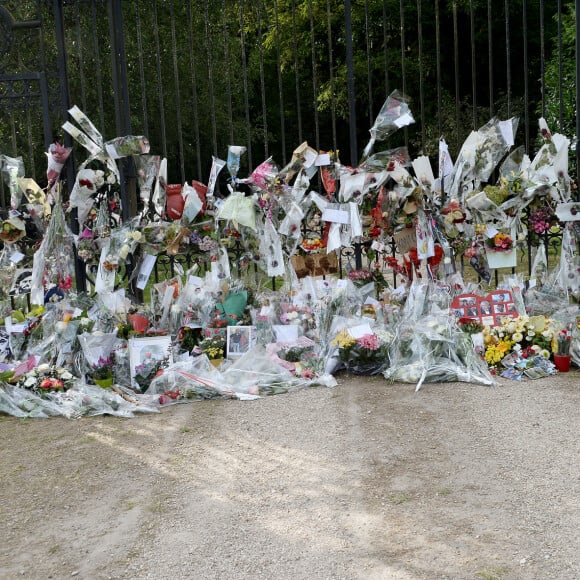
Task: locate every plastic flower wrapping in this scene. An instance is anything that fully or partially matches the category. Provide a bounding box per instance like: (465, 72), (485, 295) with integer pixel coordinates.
(30, 201), (76, 305)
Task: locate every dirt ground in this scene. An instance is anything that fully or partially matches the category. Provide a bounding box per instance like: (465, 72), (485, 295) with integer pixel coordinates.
(0, 370), (579, 580)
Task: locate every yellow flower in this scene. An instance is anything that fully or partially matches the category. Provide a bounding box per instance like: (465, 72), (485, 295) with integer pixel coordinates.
(331, 330), (356, 349)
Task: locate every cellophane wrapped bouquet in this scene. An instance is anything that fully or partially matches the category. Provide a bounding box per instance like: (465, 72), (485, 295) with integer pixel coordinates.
(384, 281), (495, 390)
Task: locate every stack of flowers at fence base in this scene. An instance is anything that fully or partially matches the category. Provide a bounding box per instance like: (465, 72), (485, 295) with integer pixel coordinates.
(483, 315), (555, 370)
(198, 335), (226, 368)
(331, 329), (391, 375)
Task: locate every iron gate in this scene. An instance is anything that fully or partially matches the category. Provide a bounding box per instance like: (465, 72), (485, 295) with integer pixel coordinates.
(0, 0), (578, 289)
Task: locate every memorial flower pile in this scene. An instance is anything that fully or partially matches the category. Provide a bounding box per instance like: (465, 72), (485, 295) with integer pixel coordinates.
(0, 96), (579, 418)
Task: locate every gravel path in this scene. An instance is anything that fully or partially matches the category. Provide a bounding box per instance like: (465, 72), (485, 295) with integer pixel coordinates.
(1, 371), (579, 580)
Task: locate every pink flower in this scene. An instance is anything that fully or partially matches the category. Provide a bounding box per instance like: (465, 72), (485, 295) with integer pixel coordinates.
(356, 333), (380, 351)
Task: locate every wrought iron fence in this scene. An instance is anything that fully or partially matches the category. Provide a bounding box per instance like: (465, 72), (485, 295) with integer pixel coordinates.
(0, 0), (578, 293)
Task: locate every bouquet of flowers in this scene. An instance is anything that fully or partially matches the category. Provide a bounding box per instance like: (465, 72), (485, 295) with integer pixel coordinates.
(331, 329), (391, 375)
(16, 363), (76, 396)
(278, 303), (315, 334)
(483, 315), (555, 367)
(347, 269), (374, 288)
(276, 343), (322, 379)
(0, 216), (26, 244)
(46, 141), (72, 191)
(485, 231), (513, 252)
(384, 313), (495, 389)
(458, 317), (484, 335)
(133, 355), (170, 392)
(528, 206), (555, 235)
(556, 329), (572, 356)
(198, 335), (226, 360)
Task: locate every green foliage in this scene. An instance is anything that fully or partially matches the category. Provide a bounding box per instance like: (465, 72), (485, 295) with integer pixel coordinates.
(538, 3), (576, 174)
(0, 0), (575, 190)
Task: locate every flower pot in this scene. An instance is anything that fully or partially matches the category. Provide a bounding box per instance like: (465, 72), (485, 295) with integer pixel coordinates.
(209, 358), (224, 368)
(553, 354), (571, 373)
(485, 248), (517, 269)
(94, 377), (114, 388)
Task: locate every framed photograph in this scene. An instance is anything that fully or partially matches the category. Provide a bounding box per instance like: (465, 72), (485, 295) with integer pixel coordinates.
(9, 269), (33, 297)
(129, 335), (173, 389)
(226, 326), (253, 358)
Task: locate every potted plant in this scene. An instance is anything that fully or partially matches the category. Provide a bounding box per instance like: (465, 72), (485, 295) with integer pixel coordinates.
(91, 355), (115, 388)
(199, 335), (226, 367)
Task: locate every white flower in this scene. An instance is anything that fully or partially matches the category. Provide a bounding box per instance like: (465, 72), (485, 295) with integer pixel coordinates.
(513, 344), (522, 352)
(512, 332), (524, 343)
(540, 349), (550, 358)
(93, 169), (105, 188)
(36, 363), (50, 374)
(61, 371), (73, 381)
(24, 377), (36, 387)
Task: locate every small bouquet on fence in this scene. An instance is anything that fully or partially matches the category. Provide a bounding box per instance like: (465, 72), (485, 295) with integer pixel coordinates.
(485, 231), (513, 252)
(0, 215), (26, 244)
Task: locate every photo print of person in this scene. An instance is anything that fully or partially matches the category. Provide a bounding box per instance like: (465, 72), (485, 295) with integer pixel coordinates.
(226, 326), (253, 358)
